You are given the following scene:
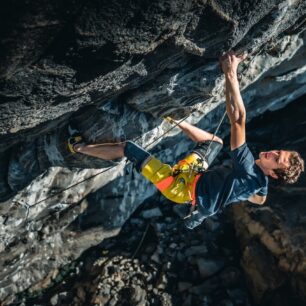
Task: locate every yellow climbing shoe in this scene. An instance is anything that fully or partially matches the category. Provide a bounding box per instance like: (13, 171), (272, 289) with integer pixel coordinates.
(68, 135), (83, 154)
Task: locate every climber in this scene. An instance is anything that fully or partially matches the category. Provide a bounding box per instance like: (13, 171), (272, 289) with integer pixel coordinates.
(68, 51), (304, 229)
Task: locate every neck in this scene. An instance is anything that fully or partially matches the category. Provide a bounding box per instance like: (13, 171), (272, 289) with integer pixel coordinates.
(255, 159), (269, 176)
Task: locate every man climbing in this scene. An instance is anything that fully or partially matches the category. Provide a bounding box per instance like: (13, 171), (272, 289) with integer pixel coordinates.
(68, 52), (304, 229)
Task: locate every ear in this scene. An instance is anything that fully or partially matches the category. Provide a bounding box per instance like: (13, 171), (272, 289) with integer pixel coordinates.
(269, 170), (279, 180)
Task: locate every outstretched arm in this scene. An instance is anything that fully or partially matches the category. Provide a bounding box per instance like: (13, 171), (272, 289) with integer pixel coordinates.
(165, 117), (223, 144)
(221, 52), (247, 150)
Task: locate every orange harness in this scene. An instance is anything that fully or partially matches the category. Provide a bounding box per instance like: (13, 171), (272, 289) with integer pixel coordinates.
(155, 159), (203, 205)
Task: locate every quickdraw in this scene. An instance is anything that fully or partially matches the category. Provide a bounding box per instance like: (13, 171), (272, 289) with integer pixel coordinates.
(172, 158), (207, 176)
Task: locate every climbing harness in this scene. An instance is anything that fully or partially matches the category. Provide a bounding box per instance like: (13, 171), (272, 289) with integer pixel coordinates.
(172, 109), (227, 176)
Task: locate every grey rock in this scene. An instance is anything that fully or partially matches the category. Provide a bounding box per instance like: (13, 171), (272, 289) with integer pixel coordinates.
(116, 280), (125, 288)
(133, 259), (140, 265)
(141, 208), (163, 219)
(157, 274), (168, 290)
(184, 245), (208, 257)
(103, 286), (111, 296)
(165, 217), (173, 223)
(160, 292), (173, 305)
(165, 261), (172, 270)
(153, 288), (159, 294)
(150, 252), (160, 264)
(133, 285), (147, 304)
(169, 243), (178, 249)
(152, 222), (167, 233)
(146, 273), (153, 282)
(108, 296), (118, 306)
(50, 294), (58, 306)
(196, 258), (224, 278)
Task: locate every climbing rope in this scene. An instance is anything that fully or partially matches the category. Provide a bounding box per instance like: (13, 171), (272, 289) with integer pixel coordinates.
(16, 109), (227, 219)
(11, 50), (254, 221)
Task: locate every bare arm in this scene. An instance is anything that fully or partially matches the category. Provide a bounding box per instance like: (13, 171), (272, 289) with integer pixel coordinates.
(222, 54), (265, 206)
(248, 194), (267, 205)
(165, 118), (223, 144)
(221, 53), (247, 150)
(225, 74), (246, 150)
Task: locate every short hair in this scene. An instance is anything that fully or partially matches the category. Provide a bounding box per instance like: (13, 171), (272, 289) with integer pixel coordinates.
(274, 151), (304, 184)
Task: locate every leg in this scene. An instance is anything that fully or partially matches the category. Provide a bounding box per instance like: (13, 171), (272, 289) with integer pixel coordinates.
(75, 142), (125, 160)
(75, 140), (151, 171)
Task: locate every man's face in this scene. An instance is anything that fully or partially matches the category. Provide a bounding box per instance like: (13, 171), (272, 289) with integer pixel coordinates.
(259, 150), (291, 171)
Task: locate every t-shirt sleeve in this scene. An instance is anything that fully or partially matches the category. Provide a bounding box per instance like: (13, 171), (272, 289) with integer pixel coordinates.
(230, 143), (255, 176)
(257, 186), (268, 196)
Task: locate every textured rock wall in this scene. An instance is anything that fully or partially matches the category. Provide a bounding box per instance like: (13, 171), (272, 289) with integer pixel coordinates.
(0, 0), (306, 304)
(232, 194), (306, 305)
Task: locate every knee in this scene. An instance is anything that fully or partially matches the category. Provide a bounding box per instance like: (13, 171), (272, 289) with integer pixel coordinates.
(123, 140), (133, 156)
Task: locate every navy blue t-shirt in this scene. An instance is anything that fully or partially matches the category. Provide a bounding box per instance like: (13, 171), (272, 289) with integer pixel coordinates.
(194, 142), (268, 219)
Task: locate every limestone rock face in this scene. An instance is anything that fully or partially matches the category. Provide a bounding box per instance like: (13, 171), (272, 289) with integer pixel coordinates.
(0, 0), (306, 304)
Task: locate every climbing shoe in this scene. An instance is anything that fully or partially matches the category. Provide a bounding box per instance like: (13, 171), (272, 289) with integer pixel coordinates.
(164, 116), (176, 124)
(68, 135), (83, 154)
